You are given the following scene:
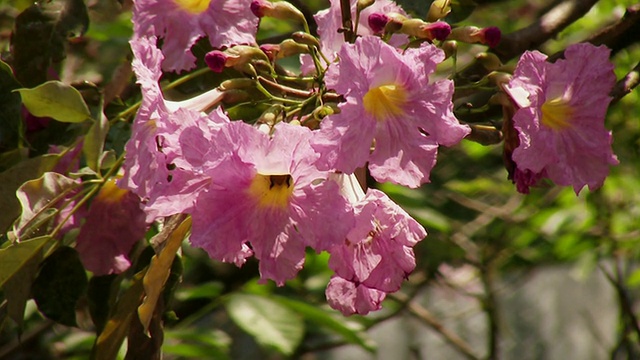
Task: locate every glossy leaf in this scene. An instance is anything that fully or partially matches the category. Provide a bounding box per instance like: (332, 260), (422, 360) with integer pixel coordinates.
(226, 293), (304, 356)
(32, 246), (88, 327)
(16, 81), (92, 123)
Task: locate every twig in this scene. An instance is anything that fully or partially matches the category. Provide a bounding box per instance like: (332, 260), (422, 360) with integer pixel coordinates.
(611, 61), (640, 104)
(391, 292), (481, 360)
(480, 263), (500, 360)
(339, 0), (355, 43)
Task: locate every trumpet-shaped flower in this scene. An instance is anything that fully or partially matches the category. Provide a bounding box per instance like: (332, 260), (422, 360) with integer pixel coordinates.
(120, 36), (228, 222)
(312, 35), (470, 188)
(188, 122), (354, 285)
(133, 0), (257, 72)
(326, 188), (426, 315)
(504, 43), (618, 194)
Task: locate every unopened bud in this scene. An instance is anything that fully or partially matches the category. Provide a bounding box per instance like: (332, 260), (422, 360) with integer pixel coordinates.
(487, 71), (512, 89)
(251, 0), (306, 25)
(441, 40), (457, 58)
(475, 52), (502, 71)
(206, 45), (269, 75)
(449, 26), (501, 47)
(222, 89), (250, 104)
(385, 13), (407, 34)
(368, 13), (389, 34)
(258, 104), (285, 126)
(259, 44), (280, 62)
(400, 19), (451, 41)
(312, 103), (340, 120)
(357, 0), (375, 12)
(219, 78), (257, 91)
(427, 0), (451, 22)
(291, 31), (320, 48)
(278, 39), (310, 58)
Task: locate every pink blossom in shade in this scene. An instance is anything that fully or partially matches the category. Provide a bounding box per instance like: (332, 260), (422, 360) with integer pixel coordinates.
(312, 36), (470, 188)
(188, 122), (355, 285)
(504, 43), (618, 194)
(76, 180), (147, 276)
(326, 276), (386, 316)
(133, 0), (257, 72)
(120, 37), (229, 222)
(300, 0), (408, 73)
(327, 189), (426, 293)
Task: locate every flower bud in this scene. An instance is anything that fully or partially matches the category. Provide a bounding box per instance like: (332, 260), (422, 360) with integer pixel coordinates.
(259, 44), (280, 62)
(357, 0), (375, 12)
(205, 46), (269, 75)
(219, 78), (257, 91)
(278, 39), (310, 58)
(368, 13), (389, 34)
(222, 89), (250, 104)
(291, 31), (320, 47)
(449, 26), (501, 47)
(400, 19), (451, 41)
(441, 40), (457, 59)
(251, 0), (306, 25)
(475, 52), (502, 71)
(204, 51), (227, 73)
(427, 0), (451, 22)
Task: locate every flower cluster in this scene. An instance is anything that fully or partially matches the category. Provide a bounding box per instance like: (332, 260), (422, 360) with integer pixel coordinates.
(118, 0), (618, 315)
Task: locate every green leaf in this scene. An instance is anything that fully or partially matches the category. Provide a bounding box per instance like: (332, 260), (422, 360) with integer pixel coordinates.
(0, 236), (51, 289)
(83, 110), (109, 171)
(226, 293), (304, 356)
(32, 246), (88, 326)
(16, 81), (92, 123)
(164, 328), (230, 360)
(87, 274), (118, 334)
(448, 0), (478, 24)
(4, 250), (42, 329)
(0, 154), (59, 233)
(273, 295), (376, 352)
(13, 172), (78, 241)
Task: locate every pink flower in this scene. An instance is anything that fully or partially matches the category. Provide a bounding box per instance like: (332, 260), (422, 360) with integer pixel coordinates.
(301, 0), (408, 73)
(133, 0), (257, 72)
(188, 122), (354, 285)
(504, 43), (618, 194)
(326, 276), (386, 316)
(325, 188), (426, 315)
(76, 180), (147, 275)
(312, 35), (470, 188)
(120, 36), (228, 222)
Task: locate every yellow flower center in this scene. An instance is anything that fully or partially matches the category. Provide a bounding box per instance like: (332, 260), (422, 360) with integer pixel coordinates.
(541, 96), (574, 130)
(363, 84), (407, 121)
(174, 0), (211, 14)
(248, 174), (294, 209)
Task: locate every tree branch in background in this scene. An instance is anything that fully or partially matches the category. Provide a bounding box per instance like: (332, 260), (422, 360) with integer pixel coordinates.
(493, 0), (600, 62)
(611, 61), (640, 104)
(391, 292), (482, 360)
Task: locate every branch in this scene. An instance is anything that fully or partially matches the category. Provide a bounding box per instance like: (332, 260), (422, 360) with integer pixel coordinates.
(493, 0), (600, 62)
(611, 61), (640, 104)
(588, 4), (640, 54)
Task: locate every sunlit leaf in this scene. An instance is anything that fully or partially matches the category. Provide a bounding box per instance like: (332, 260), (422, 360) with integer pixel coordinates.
(138, 216), (191, 334)
(0, 154), (59, 233)
(16, 81), (92, 123)
(32, 246), (88, 326)
(83, 110), (109, 172)
(13, 172), (78, 241)
(226, 293), (304, 356)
